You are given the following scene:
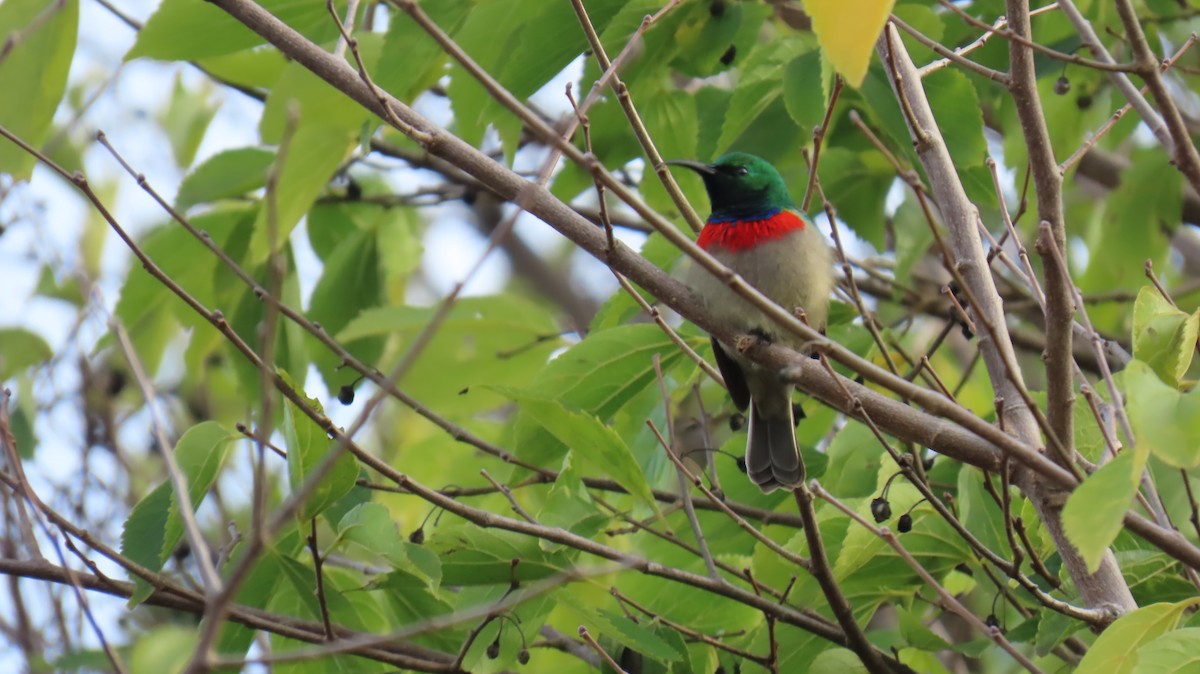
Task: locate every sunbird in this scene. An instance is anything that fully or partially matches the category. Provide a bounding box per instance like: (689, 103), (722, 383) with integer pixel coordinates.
(669, 152), (834, 492)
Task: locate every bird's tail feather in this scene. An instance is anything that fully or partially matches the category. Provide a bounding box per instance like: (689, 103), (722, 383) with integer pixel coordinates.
(746, 401), (804, 492)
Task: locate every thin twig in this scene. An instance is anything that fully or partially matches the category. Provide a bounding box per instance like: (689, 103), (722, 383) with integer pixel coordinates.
(812, 483), (1049, 674)
(307, 520), (335, 640)
(793, 484), (891, 674)
(801, 76), (845, 211)
(646, 364), (720, 583)
(110, 322), (223, 594)
(480, 470), (536, 523)
(567, 0), (701, 233)
(577, 627), (626, 672)
(892, 13), (1008, 82)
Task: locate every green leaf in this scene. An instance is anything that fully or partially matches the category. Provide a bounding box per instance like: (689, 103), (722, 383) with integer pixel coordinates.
(823, 423), (885, 498)
(1079, 151), (1179, 297)
(492, 386), (658, 514)
(1136, 627), (1200, 674)
(1132, 286), (1199, 388)
(1076, 600), (1200, 674)
(1062, 450), (1137, 574)
(283, 381), (358, 522)
(499, 0), (623, 100)
(809, 648), (868, 674)
(1125, 360), (1200, 469)
(8, 400), (36, 459)
(892, 197), (935, 283)
(131, 625), (196, 674)
(513, 324), (688, 468)
(260, 59), (368, 142)
(305, 224), (384, 384)
(445, 0), (543, 148)
(782, 50), (826, 133)
(268, 558), (393, 673)
(1036, 608), (1083, 657)
(377, 0), (470, 102)
(924, 69), (986, 170)
(536, 453), (608, 546)
(127, 0), (342, 61)
(159, 73), (219, 168)
(1121, 550), (1200, 606)
(428, 524), (572, 586)
(892, 3), (944, 64)
(176, 147), (275, 210)
(337, 295), (560, 417)
(195, 47), (287, 92)
(110, 208), (253, 375)
(716, 37), (812, 153)
(0, 0), (77, 180)
(120, 422), (238, 605)
(1075, 384), (1110, 463)
(671, 0), (768, 79)
(898, 606), (952, 651)
(0, 329), (52, 381)
(816, 147), (892, 249)
(956, 468), (1007, 562)
(338, 503), (441, 586)
(559, 594), (683, 664)
(214, 541), (289, 661)
(248, 124), (357, 262)
(35, 265), (84, 306)
(639, 90), (701, 215)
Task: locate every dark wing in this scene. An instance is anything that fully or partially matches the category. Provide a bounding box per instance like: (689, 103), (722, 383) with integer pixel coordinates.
(711, 336), (750, 412)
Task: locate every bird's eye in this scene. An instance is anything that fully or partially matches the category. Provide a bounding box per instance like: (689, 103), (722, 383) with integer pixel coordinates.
(736, 166), (749, 176)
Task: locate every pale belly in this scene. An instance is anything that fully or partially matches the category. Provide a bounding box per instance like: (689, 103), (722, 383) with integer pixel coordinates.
(683, 227), (833, 348)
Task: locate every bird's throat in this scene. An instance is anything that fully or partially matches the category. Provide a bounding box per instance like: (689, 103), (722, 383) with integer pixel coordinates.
(697, 209), (807, 253)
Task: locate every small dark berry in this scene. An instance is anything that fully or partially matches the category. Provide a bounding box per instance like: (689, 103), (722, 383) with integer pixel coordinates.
(720, 45), (736, 66)
(710, 0), (726, 17)
(486, 638), (501, 659)
(898, 513), (913, 533)
(408, 527), (425, 544)
(870, 497), (892, 523)
(337, 384), (355, 405)
(729, 413), (745, 431)
(985, 613), (1000, 629)
(517, 649), (530, 665)
(1053, 76), (1071, 95)
(1077, 94), (1093, 109)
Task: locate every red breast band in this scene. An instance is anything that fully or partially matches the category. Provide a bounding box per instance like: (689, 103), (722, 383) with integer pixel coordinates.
(696, 210), (807, 253)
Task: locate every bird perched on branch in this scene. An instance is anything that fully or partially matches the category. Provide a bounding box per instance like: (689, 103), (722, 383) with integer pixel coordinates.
(668, 152), (833, 492)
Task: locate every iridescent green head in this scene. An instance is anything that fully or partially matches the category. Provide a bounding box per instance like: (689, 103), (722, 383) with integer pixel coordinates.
(668, 152), (795, 220)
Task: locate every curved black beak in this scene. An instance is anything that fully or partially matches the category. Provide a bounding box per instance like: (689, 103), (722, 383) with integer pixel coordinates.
(664, 159), (716, 175)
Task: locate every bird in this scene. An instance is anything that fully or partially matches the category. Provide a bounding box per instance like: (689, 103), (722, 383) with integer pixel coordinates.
(668, 152), (834, 492)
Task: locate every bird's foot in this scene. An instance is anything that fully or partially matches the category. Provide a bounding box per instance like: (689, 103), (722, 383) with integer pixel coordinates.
(736, 328), (773, 353)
